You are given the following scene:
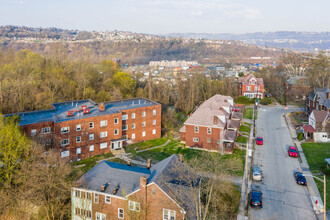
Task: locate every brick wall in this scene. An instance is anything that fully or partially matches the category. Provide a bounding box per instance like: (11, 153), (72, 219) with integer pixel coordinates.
(185, 124), (222, 151)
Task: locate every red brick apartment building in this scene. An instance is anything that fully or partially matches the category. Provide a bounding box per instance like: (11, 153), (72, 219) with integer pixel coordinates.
(71, 155), (198, 220)
(7, 98), (161, 161)
(238, 74), (264, 99)
(180, 95), (242, 154)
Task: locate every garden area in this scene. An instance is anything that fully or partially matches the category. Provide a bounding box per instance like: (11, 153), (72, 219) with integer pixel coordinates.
(243, 108), (254, 119)
(301, 143), (330, 210)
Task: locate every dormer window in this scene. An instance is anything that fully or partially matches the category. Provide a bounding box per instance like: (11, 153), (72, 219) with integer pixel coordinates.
(250, 79), (256, 85)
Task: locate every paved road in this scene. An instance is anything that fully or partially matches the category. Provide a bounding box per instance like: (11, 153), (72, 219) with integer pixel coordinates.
(249, 106), (315, 220)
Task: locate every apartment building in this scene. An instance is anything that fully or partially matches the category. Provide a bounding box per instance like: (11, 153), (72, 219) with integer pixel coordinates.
(71, 155), (198, 220)
(180, 95), (242, 154)
(7, 98), (161, 161)
(238, 74), (264, 99)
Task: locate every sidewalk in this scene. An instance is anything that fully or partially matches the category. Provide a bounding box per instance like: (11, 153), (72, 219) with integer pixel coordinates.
(284, 114), (328, 220)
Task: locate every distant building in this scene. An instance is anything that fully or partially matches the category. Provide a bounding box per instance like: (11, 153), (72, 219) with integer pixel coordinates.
(238, 74), (264, 99)
(149, 60), (198, 67)
(71, 155), (198, 219)
(6, 98), (161, 161)
(180, 95), (242, 154)
(286, 76), (311, 101)
(307, 87), (330, 114)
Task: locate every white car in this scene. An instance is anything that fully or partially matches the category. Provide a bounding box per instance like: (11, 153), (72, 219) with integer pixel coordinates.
(252, 165), (263, 181)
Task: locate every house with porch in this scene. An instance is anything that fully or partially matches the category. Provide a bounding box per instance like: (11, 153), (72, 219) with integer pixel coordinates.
(238, 74), (264, 99)
(180, 94), (242, 154)
(307, 110), (330, 142)
(307, 87), (330, 114)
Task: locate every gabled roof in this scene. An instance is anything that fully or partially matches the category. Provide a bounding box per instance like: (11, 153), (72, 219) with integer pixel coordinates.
(223, 130), (237, 142)
(311, 110), (329, 123)
(303, 125), (315, 133)
(238, 74), (263, 85)
(308, 87), (330, 106)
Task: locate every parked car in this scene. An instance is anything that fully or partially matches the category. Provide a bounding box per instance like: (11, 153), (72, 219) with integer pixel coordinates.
(288, 146), (298, 157)
(294, 172), (307, 185)
(250, 190), (263, 208)
(252, 165), (263, 181)
(233, 108), (240, 112)
(256, 137), (263, 145)
(261, 102), (268, 105)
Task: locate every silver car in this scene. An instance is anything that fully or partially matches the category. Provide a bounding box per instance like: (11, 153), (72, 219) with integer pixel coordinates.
(252, 165), (263, 181)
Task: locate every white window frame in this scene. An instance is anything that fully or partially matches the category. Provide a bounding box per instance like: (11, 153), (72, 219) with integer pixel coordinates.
(61, 150), (69, 158)
(114, 129), (119, 135)
(61, 139), (70, 146)
(142, 111), (146, 117)
(132, 133), (135, 139)
(207, 138), (211, 143)
(142, 131), (146, 137)
(118, 208), (124, 219)
(96, 212), (106, 220)
(76, 136), (81, 143)
(254, 86), (258, 91)
(76, 147), (81, 155)
(132, 123), (136, 129)
(246, 86), (251, 91)
(89, 133), (94, 140)
(153, 109), (156, 115)
(61, 126), (70, 134)
(132, 113), (136, 119)
(153, 120), (156, 125)
(122, 114), (128, 121)
(122, 125), (128, 131)
(89, 122), (94, 128)
(152, 129), (156, 135)
(31, 129), (37, 136)
(163, 209), (176, 220)
(194, 126), (199, 133)
(207, 127), (212, 134)
(142, 121), (146, 127)
(100, 131), (108, 138)
(94, 193), (99, 204)
(89, 145), (94, 152)
(114, 118), (119, 124)
(105, 195), (111, 204)
(42, 127), (50, 134)
(129, 200), (140, 212)
(100, 120), (107, 127)
(76, 124), (81, 131)
(193, 137), (199, 142)
(100, 142), (107, 149)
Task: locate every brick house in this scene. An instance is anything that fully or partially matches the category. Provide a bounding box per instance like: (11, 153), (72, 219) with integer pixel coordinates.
(6, 98), (161, 161)
(180, 95), (242, 154)
(307, 87), (330, 114)
(238, 74), (264, 99)
(308, 110), (330, 142)
(71, 155), (198, 220)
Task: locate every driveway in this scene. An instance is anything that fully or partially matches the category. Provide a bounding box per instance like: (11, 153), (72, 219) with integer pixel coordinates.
(249, 105), (315, 220)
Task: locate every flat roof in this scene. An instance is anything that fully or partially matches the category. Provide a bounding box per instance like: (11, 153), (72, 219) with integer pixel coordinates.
(6, 98), (159, 126)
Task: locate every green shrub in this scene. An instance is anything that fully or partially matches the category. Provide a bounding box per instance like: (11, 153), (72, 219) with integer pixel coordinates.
(234, 96), (255, 105)
(297, 132), (304, 141)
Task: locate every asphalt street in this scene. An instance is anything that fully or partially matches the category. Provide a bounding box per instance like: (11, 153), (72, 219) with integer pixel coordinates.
(249, 105), (315, 220)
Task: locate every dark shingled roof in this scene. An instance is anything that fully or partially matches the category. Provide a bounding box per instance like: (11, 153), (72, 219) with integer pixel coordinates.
(312, 110), (329, 123)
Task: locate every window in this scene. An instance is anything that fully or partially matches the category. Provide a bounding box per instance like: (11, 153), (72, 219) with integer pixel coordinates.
(105, 196), (111, 204)
(153, 109), (156, 115)
(75, 207), (80, 215)
(118, 208), (124, 219)
(114, 129), (119, 135)
(142, 131), (146, 137)
(217, 139), (221, 144)
(152, 129), (156, 135)
(122, 125), (128, 131)
(89, 133), (94, 140)
(163, 209), (175, 220)
(100, 120), (107, 127)
(76, 136), (81, 143)
(86, 192), (92, 200)
(61, 126), (70, 134)
(61, 139), (69, 146)
(132, 123), (136, 129)
(76, 148), (81, 155)
(76, 124), (81, 131)
(153, 120), (156, 125)
(194, 126), (199, 133)
(96, 212), (106, 220)
(100, 131), (108, 138)
(75, 189), (81, 198)
(100, 142), (107, 149)
(123, 135), (128, 140)
(193, 137), (199, 142)
(114, 118), (119, 124)
(254, 86), (258, 91)
(89, 122), (94, 128)
(207, 127), (212, 134)
(45, 138), (51, 146)
(132, 113), (136, 119)
(31, 129), (36, 136)
(142, 121), (146, 127)
(42, 127), (50, 134)
(246, 86), (251, 91)
(89, 145), (94, 151)
(61, 150), (69, 158)
(142, 111), (146, 117)
(132, 133), (135, 139)
(122, 114), (128, 120)
(129, 201), (140, 212)
(94, 193), (99, 203)
(207, 138), (211, 143)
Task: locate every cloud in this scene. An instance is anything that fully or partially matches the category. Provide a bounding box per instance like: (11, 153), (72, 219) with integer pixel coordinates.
(191, 10), (203, 16)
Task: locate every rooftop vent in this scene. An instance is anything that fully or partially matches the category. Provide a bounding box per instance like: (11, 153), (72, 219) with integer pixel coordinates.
(81, 105), (87, 111)
(67, 111), (74, 117)
(99, 103), (105, 111)
(83, 108), (91, 114)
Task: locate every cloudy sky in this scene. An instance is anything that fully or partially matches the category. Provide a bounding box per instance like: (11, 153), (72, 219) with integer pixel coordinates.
(0, 0), (329, 34)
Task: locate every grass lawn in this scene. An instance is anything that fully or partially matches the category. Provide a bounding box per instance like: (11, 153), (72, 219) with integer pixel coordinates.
(239, 125), (251, 133)
(236, 135), (248, 144)
(124, 138), (168, 153)
(243, 108), (253, 119)
(131, 140), (245, 176)
(301, 143), (330, 210)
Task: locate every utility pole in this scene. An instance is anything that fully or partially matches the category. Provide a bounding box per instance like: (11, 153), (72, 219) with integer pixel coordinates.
(324, 174), (326, 220)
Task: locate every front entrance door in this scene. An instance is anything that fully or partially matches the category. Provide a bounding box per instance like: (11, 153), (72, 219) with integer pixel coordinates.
(111, 141), (122, 150)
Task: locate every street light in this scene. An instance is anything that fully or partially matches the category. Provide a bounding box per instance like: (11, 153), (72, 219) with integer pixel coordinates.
(305, 174), (326, 220)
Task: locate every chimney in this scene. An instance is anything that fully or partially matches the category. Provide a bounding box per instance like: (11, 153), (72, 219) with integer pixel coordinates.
(99, 103), (105, 111)
(179, 154), (184, 162)
(328, 92), (330, 99)
(113, 184), (119, 194)
(127, 160), (131, 166)
(213, 116), (218, 125)
(101, 182), (108, 192)
(140, 176), (148, 189)
(147, 158), (151, 169)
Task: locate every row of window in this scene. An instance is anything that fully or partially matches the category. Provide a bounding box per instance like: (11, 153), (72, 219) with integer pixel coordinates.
(246, 86), (260, 91)
(194, 126), (212, 134)
(193, 137), (221, 144)
(74, 208), (92, 218)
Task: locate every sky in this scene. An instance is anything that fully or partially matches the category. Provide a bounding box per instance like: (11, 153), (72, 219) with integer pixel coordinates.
(0, 0), (329, 34)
